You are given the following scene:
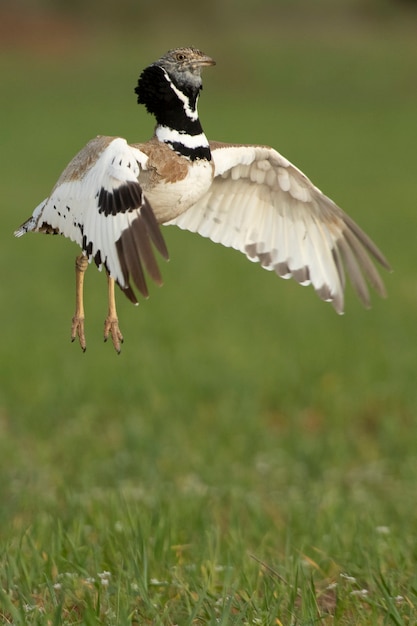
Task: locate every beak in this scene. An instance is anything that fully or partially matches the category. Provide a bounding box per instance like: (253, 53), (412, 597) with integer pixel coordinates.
(195, 54), (216, 68)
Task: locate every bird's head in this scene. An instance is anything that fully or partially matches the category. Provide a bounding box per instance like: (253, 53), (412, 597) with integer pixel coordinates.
(135, 48), (215, 122)
(153, 47), (216, 91)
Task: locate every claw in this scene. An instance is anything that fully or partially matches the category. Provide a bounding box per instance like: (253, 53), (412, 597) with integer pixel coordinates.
(104, 316), (124, 354)
(71, 315), (86, 352)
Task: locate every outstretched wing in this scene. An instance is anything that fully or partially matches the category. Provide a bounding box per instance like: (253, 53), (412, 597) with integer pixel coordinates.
(15, 136), (168, 303)
(167, 142), (390, 313)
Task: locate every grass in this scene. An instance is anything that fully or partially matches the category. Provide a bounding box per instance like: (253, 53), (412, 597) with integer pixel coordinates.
(1, 4), (417, 623)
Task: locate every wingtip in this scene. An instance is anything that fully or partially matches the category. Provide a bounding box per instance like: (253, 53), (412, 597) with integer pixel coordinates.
(122, 284), (139, 305)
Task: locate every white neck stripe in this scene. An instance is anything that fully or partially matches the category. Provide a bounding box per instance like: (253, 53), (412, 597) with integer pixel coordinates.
(161, 69), (199, 121)
(156, 126), (209, 149)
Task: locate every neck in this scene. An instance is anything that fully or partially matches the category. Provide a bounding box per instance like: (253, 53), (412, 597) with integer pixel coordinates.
(155, 125), (211, 161)
(154, 69), (211, 161)
(136, 64), (211, 161)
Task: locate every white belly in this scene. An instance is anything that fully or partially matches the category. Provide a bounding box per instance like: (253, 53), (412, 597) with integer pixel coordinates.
(140, 159), (213, 224)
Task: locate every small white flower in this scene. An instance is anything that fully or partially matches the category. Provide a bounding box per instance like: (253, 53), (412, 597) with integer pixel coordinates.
(53, 583), (62, 590)
(375, 526), (390, 535)
(215, 595), (232, 607)
(101, 578), (109, 587)
(340, 573), (357, 583)
(350, 589), (368, 597)
(114, 521), (123, 533)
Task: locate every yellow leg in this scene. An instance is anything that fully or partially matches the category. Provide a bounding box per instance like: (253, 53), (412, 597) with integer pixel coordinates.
(103, 275), (124, 354)
(71, 254), (88, 352)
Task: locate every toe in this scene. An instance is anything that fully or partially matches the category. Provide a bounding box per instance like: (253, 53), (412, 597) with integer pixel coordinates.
(104, 317), (124, 354)
(71, 316), (86, 352)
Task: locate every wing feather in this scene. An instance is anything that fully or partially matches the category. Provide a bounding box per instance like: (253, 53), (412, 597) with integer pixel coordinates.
(167, 142), (390, 312)
(15, 135), (168, 302)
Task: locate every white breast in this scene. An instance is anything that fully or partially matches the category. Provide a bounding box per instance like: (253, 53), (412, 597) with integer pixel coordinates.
(141, 159), (214, 223)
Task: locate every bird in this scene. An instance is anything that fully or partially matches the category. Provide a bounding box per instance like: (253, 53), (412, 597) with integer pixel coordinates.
(15, 47), (390, 353)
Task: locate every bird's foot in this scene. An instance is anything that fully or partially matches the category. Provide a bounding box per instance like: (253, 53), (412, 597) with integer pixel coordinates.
(104, 316), (124, 354)
(71, 315), (86, 352)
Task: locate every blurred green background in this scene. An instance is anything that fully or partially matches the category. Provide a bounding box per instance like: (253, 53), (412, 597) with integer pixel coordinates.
(1, 0), (417, 622)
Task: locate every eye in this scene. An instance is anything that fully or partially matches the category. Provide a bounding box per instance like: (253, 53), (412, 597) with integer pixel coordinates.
(176, 52), (186, 62)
